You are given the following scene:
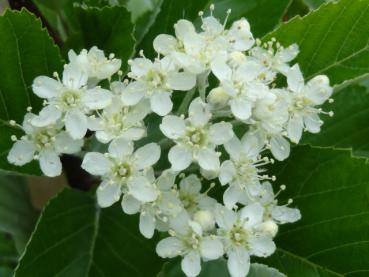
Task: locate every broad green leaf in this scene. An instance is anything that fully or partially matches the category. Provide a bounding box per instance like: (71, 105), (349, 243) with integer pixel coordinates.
(265, 146), (369, 276)
(0, 175), (38, 253)
(15, 188), (163, 277)
(139, 0), (292, 57)
(264, 0), (369, 85)
(0, 232), (17, 277)
(0, 232), (18, 264)
(0, 267), (14, 277)
(303, 85), (369, 157)
(0, 9), (63, 175)
(69, 5), (135, 73)
(159, 259), (285, 277)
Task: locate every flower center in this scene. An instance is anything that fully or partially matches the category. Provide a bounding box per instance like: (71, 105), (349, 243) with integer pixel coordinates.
(146, 69), (166, 88)
(61, 89), (81, 109)
(34, 128), (57, 149)
(186, 129), (207, 147)
(114, 162), (132, 180)
(229, 225), (248, 246)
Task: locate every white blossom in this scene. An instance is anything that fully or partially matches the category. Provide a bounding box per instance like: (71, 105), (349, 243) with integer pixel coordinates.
(219, 134), (274, 209)
(160, 97), (233, 172)
(68, 46), (122, 84)
(123, 56), (196, 115)
(31, 64), (112, 139)
(7, 113), (83, 177)
(81, 138), (160, 208)
(285, 64), (333, 143)
(156, 211), (224, 277)
(215, 204), (276, 277)
(88, 81), (150, 143)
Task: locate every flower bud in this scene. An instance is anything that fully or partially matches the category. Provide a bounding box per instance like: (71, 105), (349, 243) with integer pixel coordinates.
(193, 210), (215, 232)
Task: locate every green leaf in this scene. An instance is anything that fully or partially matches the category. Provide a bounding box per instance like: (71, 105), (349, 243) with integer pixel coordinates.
(68, 5), (135, 73)
(15, 188), (163, 277)
(264, 0), (369, 85)
(0, 232), (18, 264)
(302, 85), (369, 157)
(0, 175), (39, 253)
(265, 146), (369, 276)
(0, 9), (63, 175)
(0, 267), (14, 277)
(159, 259), (285, 277)
(139, 0), (291, 57)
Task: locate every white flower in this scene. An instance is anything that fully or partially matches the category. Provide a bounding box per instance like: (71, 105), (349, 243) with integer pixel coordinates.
(7, 113), (83, 177)
(215, 204), (276, 277)
(155, 17), (229, 75)
(31, 64), (112, 139)
(88, 82), (150, 143)
(123, 56), (196, 115)
(250, 40), (299, 75)
(81, 138), (160, 208)
(156, 211), (224, 277)
(210, 57), (269, 120)
(219, 134), (274, 209)
(177, 174), (217, 215)
(68, 46), (121, 83)
(160, 97), (233, 172)
(285, 64), (333, 143)
(122, 169), (183, 238)
(251, 91), (291, 161)
(225, 18), (255, 52)
(256, 182), (301, 226)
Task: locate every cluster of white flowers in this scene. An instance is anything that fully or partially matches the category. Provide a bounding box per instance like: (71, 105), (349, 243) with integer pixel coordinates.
(7, 5), (334, 277)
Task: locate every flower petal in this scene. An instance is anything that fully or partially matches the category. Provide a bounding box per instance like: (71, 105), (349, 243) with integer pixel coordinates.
(7, 141), (35, 166)
(249, 236), (276, 257)
(153, 34), (178, 55)
(32, 76), (62, 99)
(219, 160), (236, 186)
(287, 115), (304, 143)
(168, 145), (192, 171)
(179, 174), (201, 194)
(39, 150), (62, 177)
(227, 248), (250, 277)
(150, 92), (173, 116)
(156, 237), (184, 258)
(121, 194), (141, 216)
(200, 237), (224, 260)
(121, 81), (145, 106)
(287, 64), (304, 93)
(65, 109), (88, 139)
(82, 152), (111, 175)
(62, 64), (88, 89)
(108, 138), (134, 159)
(181, 251), (201, 277)
(133, 143), (161, 170)
(198, 148), (220, 171)
(128, 176), (158, 203)
(230, 98), (252, 120)
(82, 87), (112, 110)
(241, 202), (264, 228)
(188, 97), (211, 127)
(55, 132), (83, 154)
(139, 212), (156, 239)
(160, 115), (186, 139)
(167, 72), (196, 91)
(208, 122), (234, 145)
(30, 105), (62, 127)
(96, 182), (121, 208)
(270, 135), (290, 161)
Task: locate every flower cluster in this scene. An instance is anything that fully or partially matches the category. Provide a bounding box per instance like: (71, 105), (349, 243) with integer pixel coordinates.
(7, 5), (333, 277)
